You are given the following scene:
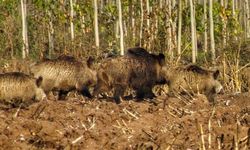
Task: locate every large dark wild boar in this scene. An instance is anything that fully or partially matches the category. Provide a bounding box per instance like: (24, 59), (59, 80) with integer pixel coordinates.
(0, 72), (46, 106)
(93, 47), (167, 104)
(30, 56), (97, 99)
(165, 65), (223, 104)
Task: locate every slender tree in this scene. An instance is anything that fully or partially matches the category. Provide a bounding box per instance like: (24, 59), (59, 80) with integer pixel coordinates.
(93, 0), (99, 49)
(159, 0), (163, 8)
(177, 0), (182, 55)
(21, 0), (29, 59)
(167, 0), (173, 58)
(209, 0), (215, 64)
(146, 0), (150, 27)
(139, 0), (144, 46)
(117, 0), (124, 55)
(115, 1), (119, 40)
(203, 0), (208, 52)
(129, 0), (135, 43)
(193, 0), (198, 56)
(47, 3), (54, 58)
(190, 0), (197, 63)
(245, 0), (250, 38)
(172, 1), (177, 54)
(70, 0), (74, 41)
(220, 0), (227, 48)
(232, 0), (235, 16)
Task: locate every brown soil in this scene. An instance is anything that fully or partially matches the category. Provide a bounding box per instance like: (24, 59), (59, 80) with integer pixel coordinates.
(0, 92), (249, 150)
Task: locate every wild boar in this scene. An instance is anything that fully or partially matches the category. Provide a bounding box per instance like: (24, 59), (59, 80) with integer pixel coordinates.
(30, 56), (97, 99)
(165, 64), (223, 104)
(93, 47), (167, 104)
(0, 72), (46, 106)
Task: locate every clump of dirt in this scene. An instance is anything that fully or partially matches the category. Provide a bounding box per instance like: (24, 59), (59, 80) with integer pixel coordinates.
(0, 93), (249, 149)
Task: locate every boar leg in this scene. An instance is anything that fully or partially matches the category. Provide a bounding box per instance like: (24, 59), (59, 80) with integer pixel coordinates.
(136, 86), (155, 100)
(135, 88), (145, 100)
(113, 85), (126, 104)
(10, 98), (23, 108)
(206, 92), (216, 105)
(143, 87), (156, 99)
(58, 90), (69, 100)
(81, 87), (92, 98)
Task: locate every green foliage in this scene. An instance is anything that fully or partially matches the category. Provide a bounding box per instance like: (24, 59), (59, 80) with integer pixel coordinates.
(0, 0), (247, 62)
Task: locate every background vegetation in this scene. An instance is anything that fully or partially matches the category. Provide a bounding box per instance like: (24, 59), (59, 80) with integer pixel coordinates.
(0, 0), (249, 92)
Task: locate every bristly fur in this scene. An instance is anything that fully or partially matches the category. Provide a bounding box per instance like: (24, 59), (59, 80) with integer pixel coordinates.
(127, 47), (152, 57)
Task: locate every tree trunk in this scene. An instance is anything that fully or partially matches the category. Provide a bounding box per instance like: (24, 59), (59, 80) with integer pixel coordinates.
(172, 0), (177, 55)
(93, 0), (100, 49)
(117, 0), (124, 55)
(232, 0), (235, 16)
(167, 0), (173, 59)
(146, 0), (150, 28)
(190, 0), (197, 63)
(235, 0), (238, 10)
(160, 0), (163, 8)
(139, 0), (144, 46)
(21, 0), (29, 59)
(48, 13), (54, 58)
(245, 0), (250, 38)
(80, 12), (85, 34)
(115, 0), (119, 39)
(129, 0), (135, 43)
(70, 0), (74, 41)
(193, 0), (198, 56)
(48, 21), (54, 58)
(203, 0), (208, 52)
(209, 0), (215, 64)
(177, 0), (182, 55)
(220, 0), (227, 48)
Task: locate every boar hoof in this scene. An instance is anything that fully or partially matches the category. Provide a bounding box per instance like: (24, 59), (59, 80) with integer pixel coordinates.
(81, 87), (92, 98)
(114, 97), (121, 104)
(58, 90), (68, 100)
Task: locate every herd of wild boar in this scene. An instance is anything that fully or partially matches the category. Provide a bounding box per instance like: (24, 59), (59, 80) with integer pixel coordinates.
(1, 46), (249, 107)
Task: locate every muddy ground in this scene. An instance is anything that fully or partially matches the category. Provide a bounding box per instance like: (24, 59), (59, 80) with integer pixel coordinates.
(0, 92), (249, 150)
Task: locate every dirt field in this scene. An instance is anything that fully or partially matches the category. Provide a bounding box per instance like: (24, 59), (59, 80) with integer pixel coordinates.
(0, 92), (249, 150)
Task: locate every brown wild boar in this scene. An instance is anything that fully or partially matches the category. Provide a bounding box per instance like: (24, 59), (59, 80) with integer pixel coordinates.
(30, 56), (97, 99)
(0, 72), (46, 106)
(93, 47), (167, 104)
(165, 65), (223, 104)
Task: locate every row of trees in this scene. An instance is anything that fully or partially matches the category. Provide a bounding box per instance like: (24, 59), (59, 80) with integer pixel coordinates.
(0, 0), (249, 63)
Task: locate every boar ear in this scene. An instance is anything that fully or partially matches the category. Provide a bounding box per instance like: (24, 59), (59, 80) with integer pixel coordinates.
(36, 76), (43, 87)
(87, 56), (95, 68)
(213, 70), (220, 79)
(158, 53), (165, 66)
